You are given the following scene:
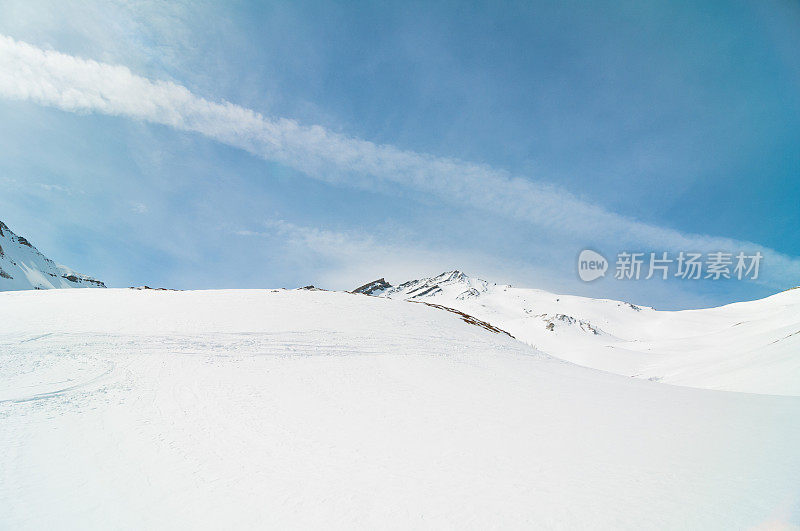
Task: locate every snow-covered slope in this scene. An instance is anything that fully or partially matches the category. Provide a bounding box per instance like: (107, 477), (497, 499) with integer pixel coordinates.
(1, 288), (799, 529)
(363, 271), (800, 396)
(0, 220), (105, 291)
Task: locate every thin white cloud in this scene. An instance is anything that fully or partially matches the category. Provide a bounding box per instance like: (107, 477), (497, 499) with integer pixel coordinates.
(1, 34), (798, 287)
(234, 219), (549, 291)
(130, 202), (148, 214)
(234, 219), (715, 308)
(35, 182), (71, 193)
(235, 220), (450, 288)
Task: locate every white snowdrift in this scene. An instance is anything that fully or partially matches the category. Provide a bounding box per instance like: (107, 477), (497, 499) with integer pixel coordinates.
(1, 288), (799, 529)
(376, 271), (800, 396)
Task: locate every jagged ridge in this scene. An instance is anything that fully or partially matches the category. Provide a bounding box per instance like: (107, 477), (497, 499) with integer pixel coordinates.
(0, 219), (106, 291)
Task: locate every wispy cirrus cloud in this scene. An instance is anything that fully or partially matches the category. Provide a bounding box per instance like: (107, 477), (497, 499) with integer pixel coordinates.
(233, 219), (562, 292)
(1, 34), (798, 288)
(233, 219), (715, 309)
(235, 220), (455, 287)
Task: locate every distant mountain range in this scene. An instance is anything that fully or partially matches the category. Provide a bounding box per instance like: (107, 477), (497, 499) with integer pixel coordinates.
(354, 270), (800, 396)
(0, 220), (105, 291)
(3, 216), (797, 396)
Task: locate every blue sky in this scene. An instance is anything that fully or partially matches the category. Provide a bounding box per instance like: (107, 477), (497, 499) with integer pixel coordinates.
(0, 0), (798, 309)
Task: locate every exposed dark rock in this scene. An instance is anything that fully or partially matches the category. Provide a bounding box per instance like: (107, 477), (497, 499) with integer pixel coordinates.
(61, 274), (106, 288)
(540, 313), (601, 335)
(352, 278), (392, 295)
(456, 288), (481, 300)
(1, 219), (106, 290)
(408, 284), (442, 298)
(395, 280), (417, 289)
(436, 270), (466, 283)
(412, 301), (515, 339)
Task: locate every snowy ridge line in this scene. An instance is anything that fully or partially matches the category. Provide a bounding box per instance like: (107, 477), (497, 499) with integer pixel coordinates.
(357, 270), (800, 396)
(0, 219), (105, 291)
(410, 300), (516, 339)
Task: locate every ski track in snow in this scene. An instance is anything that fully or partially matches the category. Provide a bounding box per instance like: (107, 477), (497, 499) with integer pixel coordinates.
(1, 288), (799, 529)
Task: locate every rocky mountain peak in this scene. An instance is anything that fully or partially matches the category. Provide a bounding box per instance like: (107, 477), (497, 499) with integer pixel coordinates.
(352, 271), (491, 301)
(0, 219), (106, 291)
(352, 278), (392, 296)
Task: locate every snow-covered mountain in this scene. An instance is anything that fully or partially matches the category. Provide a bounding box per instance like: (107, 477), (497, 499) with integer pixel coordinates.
(0, 220), (105, 291)
(2, 288), (799, 529)
(355, 270), (491, 299)
(356, 270), (800, 396)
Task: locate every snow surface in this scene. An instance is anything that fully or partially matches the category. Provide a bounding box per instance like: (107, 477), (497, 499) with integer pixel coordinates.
(376, 271), (800, 396)
(0, 220), (105, 291)
(2, 288), (799, 529)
